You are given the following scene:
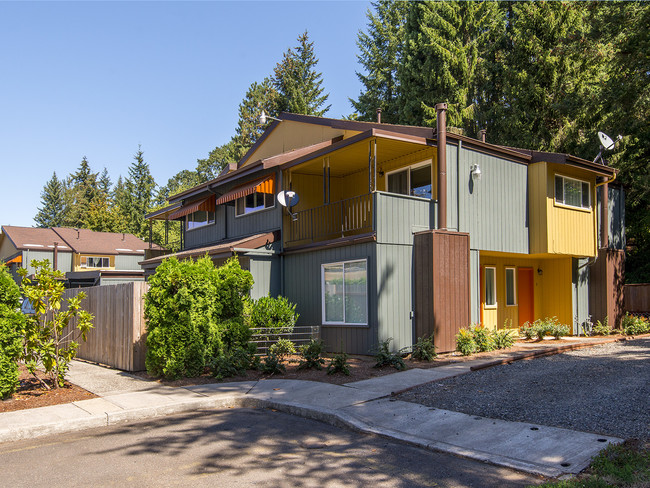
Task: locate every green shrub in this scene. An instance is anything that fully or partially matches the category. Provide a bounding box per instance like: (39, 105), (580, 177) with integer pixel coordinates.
(622, 313), (650, 335)
(298, 339), (325, 370)
(261, 352), (285, 375)
(207, 345), (256, 380)
(592, 316), (614, 336)
(470, 324), (495, 352)
(0, 264), (24, 399)
(455, 328), (477, 356)
(372, 338), (406, 370)
(19, 261), (93, 388)
(411, 335), (437, 361)
(520, 321), (536, 340)
(326, 352), (351, 376)
(492, 329), (516, 349)
(549, 323), (570, 339)
(145, 256), (253, 380)
(269, 338), (296, 360)
(248, 295), (298, 333)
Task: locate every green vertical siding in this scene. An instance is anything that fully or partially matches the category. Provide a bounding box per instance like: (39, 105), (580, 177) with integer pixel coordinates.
(115, 255), (146, 270)
(227, 205), (281, 239)
(470, 249), (481, 323)
(23, 250), (73, 273)
(374, 192), (434, 244)
(572, 258), (590, 334)
(283, 242), (377, 355)
(452, 143), (529, 254)
(184, 207), (226, 249)
(608, 186), (625, 250)
(249, 255), (281, 300)
(376, 243), (414, 351)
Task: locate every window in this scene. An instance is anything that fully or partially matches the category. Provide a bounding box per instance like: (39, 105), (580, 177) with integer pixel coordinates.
(81, 256), (110, 268)
(505, 267), (516, 306)
(322, 259), (368, 325)
(235, 191), (274, 216)
(484, 267), (496, 308)
(186, 210), (215, 230)
(555, 175), (590, 209)
(387, 162), (432, 199)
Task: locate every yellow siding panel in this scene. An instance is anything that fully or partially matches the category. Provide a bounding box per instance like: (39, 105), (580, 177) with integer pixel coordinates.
(480, 253), (573, 330)
(243, 121), (358, 167)
(528, 162), (548, 254)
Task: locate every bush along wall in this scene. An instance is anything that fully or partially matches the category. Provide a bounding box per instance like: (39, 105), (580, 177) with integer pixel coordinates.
(0, 264), (25, 399)
(144, 256), (253, 380)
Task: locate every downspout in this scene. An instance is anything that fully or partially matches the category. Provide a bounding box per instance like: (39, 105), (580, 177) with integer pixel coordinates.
(436, 103), (448, 230)
(53, 242), (58, 271)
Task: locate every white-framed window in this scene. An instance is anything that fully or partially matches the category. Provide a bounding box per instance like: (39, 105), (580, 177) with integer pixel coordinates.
(186, 210), (215, 231)
(505, 267), (516, 306)
(322, 259), (368, 325)
(484, 266), (497, 308)
(80, 256), (110, 268)
(235, 192), (274, 217)
(555, 175), (590, 209)
(386, 161), (432, 199)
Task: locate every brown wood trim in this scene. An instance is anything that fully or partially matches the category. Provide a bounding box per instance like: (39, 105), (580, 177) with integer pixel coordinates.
(282, 232), (376, 255)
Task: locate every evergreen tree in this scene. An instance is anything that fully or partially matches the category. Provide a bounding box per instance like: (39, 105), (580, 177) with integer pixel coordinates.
(398, 1), (501, 132)
(123, 146), (156, 238)
(65, 157), (99, 228)
(34, 172), (67, 228)
(273, 31), (330, 116)
(98, 167), (112, 197)
(196, 140), (237, 182)
(351, 0), (409, 123)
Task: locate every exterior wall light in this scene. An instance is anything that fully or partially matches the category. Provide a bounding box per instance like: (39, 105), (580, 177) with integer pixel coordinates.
(471, 164), (482, 181)
(259, 110), (282, 125)
(537, 268), (543, 276)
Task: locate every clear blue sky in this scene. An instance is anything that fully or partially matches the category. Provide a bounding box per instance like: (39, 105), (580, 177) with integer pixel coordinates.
(0, 0), (371, 227)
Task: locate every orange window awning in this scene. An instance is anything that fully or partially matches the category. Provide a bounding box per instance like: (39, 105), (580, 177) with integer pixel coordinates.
(216, 175), (275, 205)
(5, 255), (22, 265)
(168, 196), (216, 220)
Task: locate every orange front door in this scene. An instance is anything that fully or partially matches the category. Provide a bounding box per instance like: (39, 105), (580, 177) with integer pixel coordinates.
(518, 267), (534, 327)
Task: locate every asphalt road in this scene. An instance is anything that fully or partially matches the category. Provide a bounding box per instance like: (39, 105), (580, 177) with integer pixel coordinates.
(0, 408), (543, 488)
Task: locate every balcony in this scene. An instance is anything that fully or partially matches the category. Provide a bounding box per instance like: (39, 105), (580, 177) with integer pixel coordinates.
(283, 192), (436, 248)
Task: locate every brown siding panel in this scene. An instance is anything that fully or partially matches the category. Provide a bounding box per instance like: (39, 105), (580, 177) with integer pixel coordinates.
(414, 230), (470, 353)
(624, 284), (650, 314)
(589, 248), (625, 327)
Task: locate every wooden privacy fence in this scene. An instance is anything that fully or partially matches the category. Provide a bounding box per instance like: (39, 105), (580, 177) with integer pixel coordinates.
(62, 282), (149, 372)
(624, 284), (650, 316)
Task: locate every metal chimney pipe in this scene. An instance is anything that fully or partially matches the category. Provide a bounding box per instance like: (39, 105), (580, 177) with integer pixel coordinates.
(436, 103), (448, 230)
(479, 129), (487, 143)
(376, 108), (382, 123)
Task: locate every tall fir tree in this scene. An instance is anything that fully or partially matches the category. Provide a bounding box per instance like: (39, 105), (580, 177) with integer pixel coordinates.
(123, 146), (156, 238)
(65, 157), (99, 228)
(398, 1), (501, 132)
(351, 0), (409, 123)
(34, 172), (67, 228)
(273, 31), (330, 116)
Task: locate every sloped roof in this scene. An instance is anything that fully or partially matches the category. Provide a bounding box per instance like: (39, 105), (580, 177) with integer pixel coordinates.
(0, 226), (159, 255)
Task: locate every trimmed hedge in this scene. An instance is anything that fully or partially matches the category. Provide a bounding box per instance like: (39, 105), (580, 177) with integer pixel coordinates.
(144, 256), (253, 380)
(0, 264), (24, 399)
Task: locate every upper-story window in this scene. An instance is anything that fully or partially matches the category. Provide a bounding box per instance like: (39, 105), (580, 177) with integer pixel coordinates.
(555, 175), (590, 209)
(80, 256), (110, 268)
(386, 162), (432, 199)
(186, 210), (215, 230)
(235, 191), (274, 217)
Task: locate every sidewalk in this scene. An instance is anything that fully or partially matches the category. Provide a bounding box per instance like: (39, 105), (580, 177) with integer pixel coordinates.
(0, 353), (622, 479)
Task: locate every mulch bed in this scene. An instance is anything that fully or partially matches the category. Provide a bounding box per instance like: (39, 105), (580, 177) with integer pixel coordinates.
(0, 365), (96, 414)
(1, 336), (627, 413)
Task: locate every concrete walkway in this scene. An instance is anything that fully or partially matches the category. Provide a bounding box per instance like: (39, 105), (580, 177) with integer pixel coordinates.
(0, 355), (622, 479)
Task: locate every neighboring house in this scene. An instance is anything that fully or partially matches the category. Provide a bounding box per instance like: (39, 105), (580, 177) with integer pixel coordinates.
(143, 108), (625, 354)
(0, 226), (159, 287)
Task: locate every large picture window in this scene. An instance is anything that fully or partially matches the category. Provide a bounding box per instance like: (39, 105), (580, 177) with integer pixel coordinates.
(80, 256), (110, 268)
(186, 210), (215, 230)
(387, 162), (432, 199)
(235, 191), (274, 216)
(555, 175), (590, 209)
(322, 259), (368, 325)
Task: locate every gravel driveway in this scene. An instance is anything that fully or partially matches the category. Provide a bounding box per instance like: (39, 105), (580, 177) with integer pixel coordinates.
(398, 337), (650, 440)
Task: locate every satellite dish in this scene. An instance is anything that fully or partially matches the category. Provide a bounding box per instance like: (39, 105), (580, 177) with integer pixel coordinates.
(598, 132), (615, 150)
(593, 131), (622, 165)
(277, 190), (299, 208)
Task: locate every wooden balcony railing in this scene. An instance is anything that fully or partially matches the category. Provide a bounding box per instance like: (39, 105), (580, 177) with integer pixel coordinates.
(285, 193), (373, 246)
